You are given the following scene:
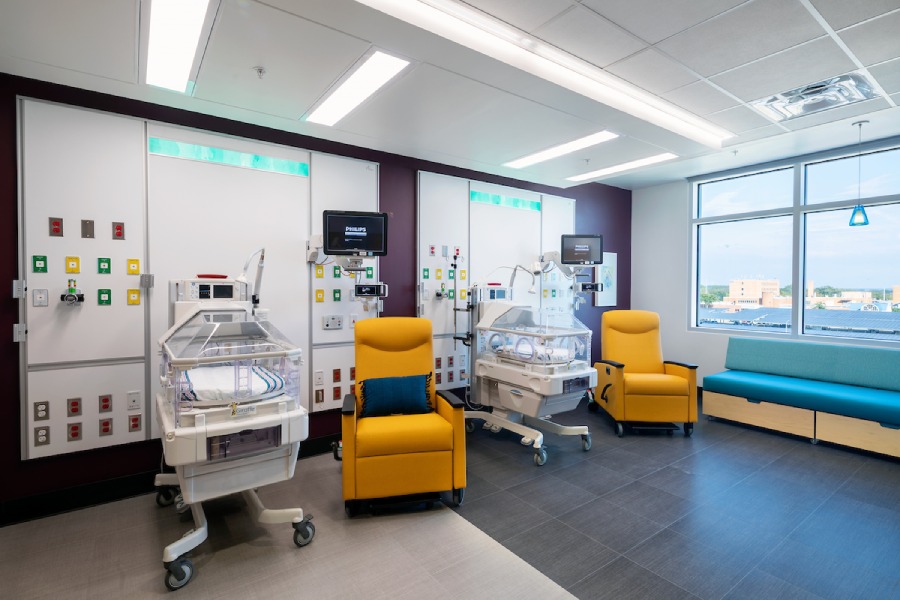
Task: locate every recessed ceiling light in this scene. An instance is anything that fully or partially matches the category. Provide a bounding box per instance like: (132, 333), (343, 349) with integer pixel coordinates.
(566, 153), (678, 182)
(751, 72), (880, 122)
(503, 131), (619, 169)
(306, 51), (410, 126)
(354, 0), (733, 148)
(146, 0), (211, 93)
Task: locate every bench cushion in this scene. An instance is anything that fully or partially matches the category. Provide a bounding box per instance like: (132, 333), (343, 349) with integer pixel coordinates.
(704, 370), (900, 428)
(724, 337), (900, 393)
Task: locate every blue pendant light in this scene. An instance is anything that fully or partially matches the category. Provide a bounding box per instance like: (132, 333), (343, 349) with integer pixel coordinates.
(849, 120), (870, 227)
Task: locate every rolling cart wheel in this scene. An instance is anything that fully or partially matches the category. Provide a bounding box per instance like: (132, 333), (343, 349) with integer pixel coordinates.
(451, 488), (466, 507)
(684, 423), (694, 437)
(615, 422), (625, 437)
(465, 420), (476, 433)
(581, 434), (592, 451)
(345, 500), (360, 518)
(293, 520), (316, 547)
(533, 448), (548, 466)
(164, 558), (193, 591)
(156, 487), (177, 507)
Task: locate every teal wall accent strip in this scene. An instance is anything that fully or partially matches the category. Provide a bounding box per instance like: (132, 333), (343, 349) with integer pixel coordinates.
(148, 137), (309, 177)
(469, 189), (541, 211)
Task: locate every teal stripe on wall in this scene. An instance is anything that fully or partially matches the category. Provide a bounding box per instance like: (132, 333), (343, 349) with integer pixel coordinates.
(148, 137), (309, 177)
(469, 190), (541, 211)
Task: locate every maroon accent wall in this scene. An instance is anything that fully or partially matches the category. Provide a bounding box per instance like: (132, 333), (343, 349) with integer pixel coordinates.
(0, 73), (630, 511)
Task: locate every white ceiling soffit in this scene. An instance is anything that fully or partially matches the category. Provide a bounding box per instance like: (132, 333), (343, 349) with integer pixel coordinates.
(1, 0), (900, 190)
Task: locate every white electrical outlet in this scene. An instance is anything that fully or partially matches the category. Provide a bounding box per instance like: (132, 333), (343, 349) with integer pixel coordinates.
(323, 315), (343, 329)
(314, 370), (325, 386)
(127, 390), (141, 410)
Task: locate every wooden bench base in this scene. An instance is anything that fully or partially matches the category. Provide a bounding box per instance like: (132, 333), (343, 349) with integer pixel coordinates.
(703, 391), (900, 459)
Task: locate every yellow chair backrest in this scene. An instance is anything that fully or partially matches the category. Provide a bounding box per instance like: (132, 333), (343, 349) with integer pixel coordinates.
(601, 310), (664, 374)
(354, 317), (435, 414)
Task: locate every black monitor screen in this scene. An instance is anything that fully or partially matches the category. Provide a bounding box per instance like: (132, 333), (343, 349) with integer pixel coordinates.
(561, 234), (603, 265)
(323, 210), (388, 256)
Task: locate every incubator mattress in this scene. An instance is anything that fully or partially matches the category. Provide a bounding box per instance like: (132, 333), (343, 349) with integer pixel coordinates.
(181, 364), (285, 405)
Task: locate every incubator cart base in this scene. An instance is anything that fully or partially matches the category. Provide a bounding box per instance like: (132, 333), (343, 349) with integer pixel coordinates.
(465, 407), (590, 466)
(154, 470), (315, 591)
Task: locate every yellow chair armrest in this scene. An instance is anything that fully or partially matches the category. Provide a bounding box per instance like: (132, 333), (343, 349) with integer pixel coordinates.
(663, 362), (698, 422)
(594, 360), (625, 421)
(341, 393), (358, 501)
(435, 390), (466, 489)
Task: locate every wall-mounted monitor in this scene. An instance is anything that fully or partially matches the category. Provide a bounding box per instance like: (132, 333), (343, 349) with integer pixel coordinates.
(561, 234), (603, 265)
(323, 210), (388, 256)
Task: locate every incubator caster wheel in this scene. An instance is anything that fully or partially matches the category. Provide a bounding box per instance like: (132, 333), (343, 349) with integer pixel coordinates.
(156, 487), (177, 507)
(614, 422), (624, 437)
(164, 558), (194, 591)
(533, 448), (548, 466)
(684, 423), (694, 437)
(581, 434), (592, 451)
(292, 519), (316, 547)
(465, 420), (475, 433)
(489, 424), (502, 434)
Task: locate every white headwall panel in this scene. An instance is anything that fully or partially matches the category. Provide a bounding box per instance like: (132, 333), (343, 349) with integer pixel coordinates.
(539, 194), (576, 311)
(417, 172), (470, 335)
(21, 100), (146, 364)
(470, 182), (542, 309)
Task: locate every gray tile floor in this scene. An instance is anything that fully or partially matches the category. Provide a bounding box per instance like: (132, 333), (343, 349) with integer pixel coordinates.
(458, 401), (900, 599)
(3, 400), (900, 600)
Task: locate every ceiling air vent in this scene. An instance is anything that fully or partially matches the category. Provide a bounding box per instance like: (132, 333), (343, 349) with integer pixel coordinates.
(751, 72), (880, 122)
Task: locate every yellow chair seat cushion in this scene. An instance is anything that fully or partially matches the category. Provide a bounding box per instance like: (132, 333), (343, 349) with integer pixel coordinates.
(356, 412), (454, 458)
(624, 373), (688, 396)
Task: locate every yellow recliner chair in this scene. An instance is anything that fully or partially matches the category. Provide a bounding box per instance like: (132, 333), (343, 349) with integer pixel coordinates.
(341, 317), (466, 515)
(591, 310), (698, 437)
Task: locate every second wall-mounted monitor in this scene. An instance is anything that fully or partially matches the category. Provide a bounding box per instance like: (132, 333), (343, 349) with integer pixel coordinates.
(561, 234), (603, 265)
(323, 210), (388, 256)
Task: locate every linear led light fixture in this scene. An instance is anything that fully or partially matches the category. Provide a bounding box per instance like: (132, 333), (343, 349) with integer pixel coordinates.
(146, 0), (211, 93)
(353, 0), (733, 148)
(306, 51), (410, 126)
(567, 152), (678, 182)
(503, 131), (619, 169)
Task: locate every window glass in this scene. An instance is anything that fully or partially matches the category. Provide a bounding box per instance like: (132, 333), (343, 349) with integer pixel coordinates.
(806, 147), (900, 204)
(698, 168), (793, 218)
(803, 205), (900, 340)
(697, 217), (792, 332)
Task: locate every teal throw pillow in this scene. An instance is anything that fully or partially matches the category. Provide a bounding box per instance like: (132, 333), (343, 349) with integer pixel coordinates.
(360, 374), (431, 417)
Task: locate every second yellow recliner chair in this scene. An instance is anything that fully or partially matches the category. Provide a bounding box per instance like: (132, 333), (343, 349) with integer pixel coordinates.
(591, 310), (698, 437)
(341, 317), (466, 515)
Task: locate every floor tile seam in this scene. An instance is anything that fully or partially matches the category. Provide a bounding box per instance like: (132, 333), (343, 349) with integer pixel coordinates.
(564, 554), (702, 600)
(505, 472), (600, 515)
(560, 548), (623, 593)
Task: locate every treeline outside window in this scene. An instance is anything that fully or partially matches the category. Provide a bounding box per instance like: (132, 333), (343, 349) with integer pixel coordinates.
(692, 145), (900, 342)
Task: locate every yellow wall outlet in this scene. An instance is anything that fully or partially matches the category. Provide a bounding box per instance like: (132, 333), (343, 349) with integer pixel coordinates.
(127, 289), (141, 305)
(315, 289), (325, 303)
(65, 256), (81, 274)
(436, 268), (443, 280)
(315, 265), (324, 278)
(126, 258), (140, 274)
(460, 270), (467, 280)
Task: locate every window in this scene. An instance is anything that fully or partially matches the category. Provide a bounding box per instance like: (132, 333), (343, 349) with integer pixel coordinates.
(692, 142), (900, 342)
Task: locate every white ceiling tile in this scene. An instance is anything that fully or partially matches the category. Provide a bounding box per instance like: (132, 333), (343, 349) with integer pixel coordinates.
(339, 64), (605, 167)
(729, 124), (786, 145)
(840, 11), (900, 66)
(781, 97), (892, 130)
(711, 37), (856, 102)
(0, 0), (136, 83)
(808, 0), (900, 31)
(530, 136), (671, 182)
(533, 5), (646, 68)
(605, 49), (698, 95)
(664, 81), (739, 115)
(460, 0), (574, 32)
(657, 0), (826, 77)
(194, 0), (371, 119)
(869, 58), (900, 94)
(705, 106), (772, 133)
(580, 0), (746, 44)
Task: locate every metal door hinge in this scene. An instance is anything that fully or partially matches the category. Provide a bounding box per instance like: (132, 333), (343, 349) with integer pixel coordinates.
(140, 274), (155, 289)
(12, 279), (26, 298)
(13, 323), (27, 342)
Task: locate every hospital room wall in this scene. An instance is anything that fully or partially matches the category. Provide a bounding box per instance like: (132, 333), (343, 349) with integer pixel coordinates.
(0, 73), (630, 520)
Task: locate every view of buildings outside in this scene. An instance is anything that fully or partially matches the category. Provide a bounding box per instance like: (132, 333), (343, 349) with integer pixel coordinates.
(695, 149), (900, 341)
